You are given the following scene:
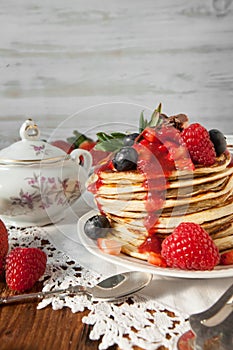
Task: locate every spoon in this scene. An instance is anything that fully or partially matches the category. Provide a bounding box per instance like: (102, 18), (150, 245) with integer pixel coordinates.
(0, 271), (152, 305)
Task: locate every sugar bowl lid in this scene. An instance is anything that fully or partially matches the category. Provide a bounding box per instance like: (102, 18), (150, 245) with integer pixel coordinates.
(0, 119), (66, 163)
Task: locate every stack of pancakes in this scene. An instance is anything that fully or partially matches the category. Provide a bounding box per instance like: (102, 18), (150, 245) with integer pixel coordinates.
(87, 149), (233, 261)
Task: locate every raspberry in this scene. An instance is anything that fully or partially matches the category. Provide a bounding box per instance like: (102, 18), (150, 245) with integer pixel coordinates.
(5, 247), (47, 291)
(0, 220), (8, 275)
(181, 123), (216, 166)
(161, 222), (220, 270)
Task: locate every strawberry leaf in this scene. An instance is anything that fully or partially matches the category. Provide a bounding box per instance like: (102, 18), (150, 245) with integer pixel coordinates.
(139, 103), (163, 132)
(149, 103), (162, 127)
(139, 111), (148, 133)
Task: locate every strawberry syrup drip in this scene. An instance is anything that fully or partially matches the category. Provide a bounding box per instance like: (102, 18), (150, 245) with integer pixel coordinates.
(138, 233), (162, 254)
(87, 159), (114, 214)
(134, 137), (173, 253)
(88, 125), (194, 254)
(87, 158), (114, 195)
(136, 125), (193, 253)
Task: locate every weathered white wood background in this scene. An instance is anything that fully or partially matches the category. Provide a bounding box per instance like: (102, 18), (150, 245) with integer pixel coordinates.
(0, 0), (233, 144)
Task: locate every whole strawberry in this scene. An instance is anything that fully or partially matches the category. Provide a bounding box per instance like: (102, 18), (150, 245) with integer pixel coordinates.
(181, 123), (216, 166)
(5, 247), (47, 291)
(161, 222), (220, 270)
(0, 220), (9, 275)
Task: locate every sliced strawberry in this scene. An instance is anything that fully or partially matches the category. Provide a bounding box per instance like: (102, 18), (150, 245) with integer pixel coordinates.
(134, 143), (153, 164)
(220, 249), (233, 265)
(78, 141), (97, 165)
(89, 149), (111, 166)
(79, 140), (96, 151)
(138, 235), (162, 254)
(97, 238), (122, 255)
(164, 141), (186, 160)
(177, 330), (196, 350)
(141, 127), (157, 143)
(147, 252), (167, 267)
(51, 140), (75, 154)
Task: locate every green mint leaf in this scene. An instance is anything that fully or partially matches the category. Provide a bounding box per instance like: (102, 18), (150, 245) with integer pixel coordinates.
(95, 132), (126, 152)
(96, 132), (113, 142)
(95, 138), (124, 152)
(110, 132), (126, 139)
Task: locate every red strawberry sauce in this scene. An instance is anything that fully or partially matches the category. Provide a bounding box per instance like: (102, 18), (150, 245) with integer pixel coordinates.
(87, 158), (114, 214)
(88, 125), (194, 254)
(136, 126), (194, 253)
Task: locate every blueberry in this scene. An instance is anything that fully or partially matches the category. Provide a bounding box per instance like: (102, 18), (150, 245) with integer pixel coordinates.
(112, 147), (138, 171)
(209, 129), (227, 156)
(123, 133), (139, 146)
(84, 215), (111, 240)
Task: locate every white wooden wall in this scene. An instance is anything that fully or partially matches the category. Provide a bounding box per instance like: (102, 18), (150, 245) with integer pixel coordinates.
(0, 0), (233, 143)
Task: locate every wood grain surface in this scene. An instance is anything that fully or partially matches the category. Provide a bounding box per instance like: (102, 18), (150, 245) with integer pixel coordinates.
(0, 0), (233, 143)
(0, 280), (170, 350)
(0, 281), (116, 350)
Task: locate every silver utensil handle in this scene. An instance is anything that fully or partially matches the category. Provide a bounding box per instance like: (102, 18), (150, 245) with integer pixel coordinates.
(0, 285), (87, 305)
(0, 292), (44, 305)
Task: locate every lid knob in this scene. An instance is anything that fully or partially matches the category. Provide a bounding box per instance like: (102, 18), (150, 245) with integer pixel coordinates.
(19, 119), (40, 141)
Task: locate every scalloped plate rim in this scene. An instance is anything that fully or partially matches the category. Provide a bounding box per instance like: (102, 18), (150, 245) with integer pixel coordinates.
(78, 210), (233, 279)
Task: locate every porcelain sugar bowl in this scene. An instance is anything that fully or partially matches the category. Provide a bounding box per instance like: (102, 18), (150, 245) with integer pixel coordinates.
(0, 119), (92, 227)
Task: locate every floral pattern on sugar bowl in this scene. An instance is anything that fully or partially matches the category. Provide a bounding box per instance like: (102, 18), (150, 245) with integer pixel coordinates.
(0, 119), (92, 227)
(30, 144), (52, 157)
(10, 173), (80, 211)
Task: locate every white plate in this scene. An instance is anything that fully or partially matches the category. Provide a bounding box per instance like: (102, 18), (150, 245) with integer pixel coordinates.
(78, 210), (233, 279)
(226, 134), (233, 150)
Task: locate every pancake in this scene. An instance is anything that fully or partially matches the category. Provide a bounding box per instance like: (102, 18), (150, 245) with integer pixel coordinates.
(108, 200), (233, 228)
(107, 211), (233, 236)
(110, 212), (233, 235)
(96, 174), (233, 212)
(86, 120), (233, 263)
(105, 221), (233, 259)
(97, 176), (230, 199)
(87, 154), (233, 197)
(113, 226), (233, 260)
(87, 151), (231, 186)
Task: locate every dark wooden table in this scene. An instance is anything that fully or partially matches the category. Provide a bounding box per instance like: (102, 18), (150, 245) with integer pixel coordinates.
(0, 280), (118, 350)
(0, 279), (169, 350)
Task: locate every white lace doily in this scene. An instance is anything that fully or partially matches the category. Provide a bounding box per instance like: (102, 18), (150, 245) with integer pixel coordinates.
(7, 225), (190, 350)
